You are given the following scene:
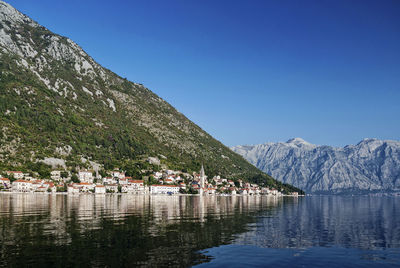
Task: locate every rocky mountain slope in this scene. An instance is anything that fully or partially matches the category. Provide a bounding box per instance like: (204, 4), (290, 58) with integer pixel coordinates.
(0, 1), (302, 193)
(232, 138), (400, 194)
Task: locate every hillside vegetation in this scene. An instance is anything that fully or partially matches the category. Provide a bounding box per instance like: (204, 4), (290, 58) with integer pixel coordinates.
(0, 1), (303, 194)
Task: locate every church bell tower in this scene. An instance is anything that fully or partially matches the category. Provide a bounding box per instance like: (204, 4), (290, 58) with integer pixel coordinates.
(199, 164), (206, 195)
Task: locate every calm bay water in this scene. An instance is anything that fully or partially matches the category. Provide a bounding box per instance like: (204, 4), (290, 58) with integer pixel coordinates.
(0, 194), (399, 267)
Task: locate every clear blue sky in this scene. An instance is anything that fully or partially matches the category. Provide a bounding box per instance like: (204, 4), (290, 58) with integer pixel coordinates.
(6, 0), (400, 147)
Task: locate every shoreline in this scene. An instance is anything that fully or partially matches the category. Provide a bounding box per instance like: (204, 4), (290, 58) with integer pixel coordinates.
(0, 191), (302, 197)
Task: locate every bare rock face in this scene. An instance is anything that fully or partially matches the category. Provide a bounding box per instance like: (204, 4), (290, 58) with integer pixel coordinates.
(232, 138), (400, 194)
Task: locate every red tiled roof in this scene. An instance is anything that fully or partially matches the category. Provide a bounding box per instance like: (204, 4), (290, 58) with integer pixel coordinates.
(14, 179), (30, 183)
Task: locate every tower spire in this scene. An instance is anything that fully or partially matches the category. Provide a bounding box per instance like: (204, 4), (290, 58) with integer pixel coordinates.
(199, 164), (206, 195)
(200, 164), (205, 178)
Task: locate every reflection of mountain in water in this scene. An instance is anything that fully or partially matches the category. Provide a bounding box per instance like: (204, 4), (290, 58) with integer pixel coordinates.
(0, 194), (286, 267)
(236, 196), (400, 250)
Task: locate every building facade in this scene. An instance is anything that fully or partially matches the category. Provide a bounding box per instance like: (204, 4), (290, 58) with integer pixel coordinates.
(150, 185), (180, 194)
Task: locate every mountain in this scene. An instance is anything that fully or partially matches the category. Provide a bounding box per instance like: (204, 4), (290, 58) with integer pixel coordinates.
(232, 138), (400, 194)
(0, 1), (302, 193)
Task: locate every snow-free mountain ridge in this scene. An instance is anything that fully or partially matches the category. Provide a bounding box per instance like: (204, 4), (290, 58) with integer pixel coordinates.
(232, 138), (400, 194)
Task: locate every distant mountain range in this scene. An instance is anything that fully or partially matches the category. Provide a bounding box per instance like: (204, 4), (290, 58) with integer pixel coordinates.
(0, 1), (302, 193)
(232, 138), (400, 194)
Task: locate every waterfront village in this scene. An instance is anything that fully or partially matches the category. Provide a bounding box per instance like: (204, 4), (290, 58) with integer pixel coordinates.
(0, 165), (298, 196)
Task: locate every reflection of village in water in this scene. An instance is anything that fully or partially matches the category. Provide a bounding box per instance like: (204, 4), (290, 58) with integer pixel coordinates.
(0, 193), (285, 267)
(0, 194), (283, 230)
(3, 194), (398, 253)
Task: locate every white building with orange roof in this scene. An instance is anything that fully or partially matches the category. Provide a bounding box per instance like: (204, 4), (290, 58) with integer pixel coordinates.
(67, 185), (80, 194)
(36, 186), (47, 192)
(130, 180), (144, 188)
(123, 180), (145, 193)
(73, 182), (94, 192)
(43, 182), (56, 192)
(12, 180), (32, 192)
(78, 171), (94, 183)
(6, 171), (24, 179)
(103, 177), (117, 185)
(30, 180), (43, 191)
(95, 185), (106, 194)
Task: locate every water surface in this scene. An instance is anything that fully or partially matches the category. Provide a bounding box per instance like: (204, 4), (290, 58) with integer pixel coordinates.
(0, 194), (399, 267)
(198, 196), (400, 267)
